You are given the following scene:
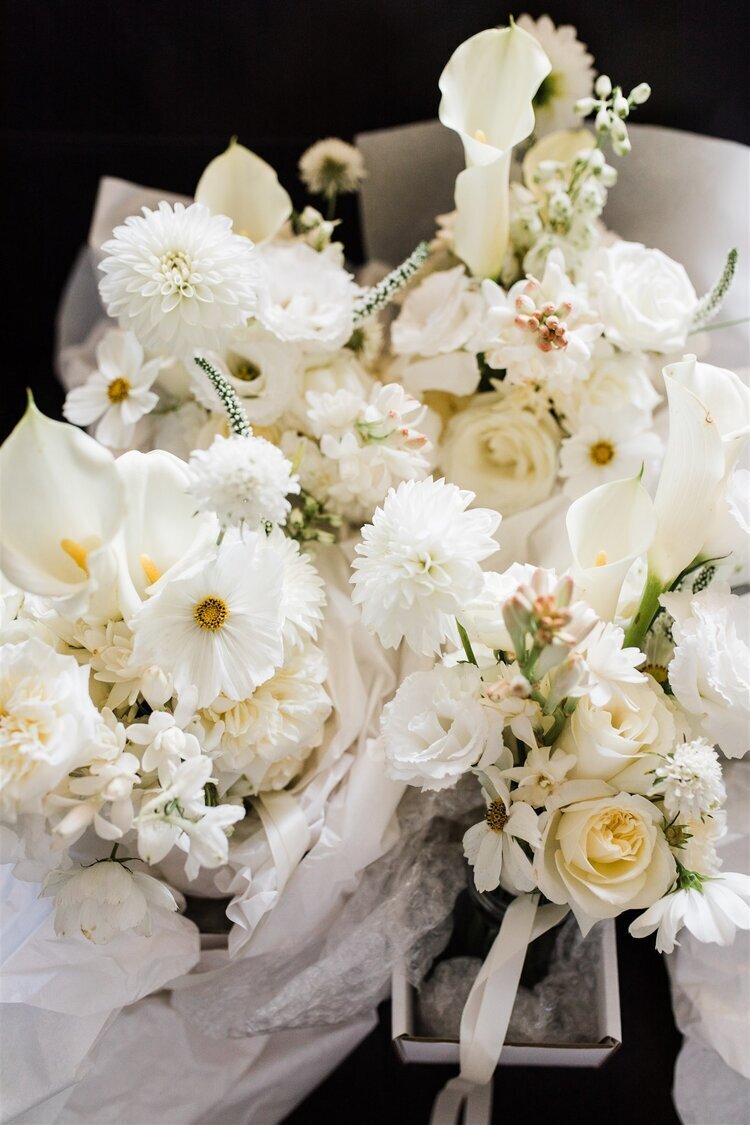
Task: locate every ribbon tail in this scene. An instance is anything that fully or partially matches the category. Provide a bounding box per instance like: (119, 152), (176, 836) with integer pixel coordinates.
(250, 791), (311, 893)
(430, 1077), (492, 1125)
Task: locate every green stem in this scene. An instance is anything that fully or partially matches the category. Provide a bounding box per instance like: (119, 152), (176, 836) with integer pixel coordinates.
(109, 843), (119, 861)
(456, 620), (478, 667)
(689, 315), (750, 335)
(326, 191), (338, 222)
(623, 571), (664, 651)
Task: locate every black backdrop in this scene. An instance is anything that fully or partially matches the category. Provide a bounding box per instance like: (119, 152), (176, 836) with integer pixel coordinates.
(3, 2), (749, 1122)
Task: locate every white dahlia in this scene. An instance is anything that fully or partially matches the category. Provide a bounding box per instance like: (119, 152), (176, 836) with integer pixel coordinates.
(188, 433), (299, 531)
(98, 202), (260, 355)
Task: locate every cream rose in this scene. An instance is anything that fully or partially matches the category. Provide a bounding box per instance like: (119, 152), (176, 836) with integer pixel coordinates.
(391, 265), (484, 357)
(587, 241), (697, 354)
(555, 677), (677, 794)
(535, 792), (676, 930)
(439, 387), (560, 515)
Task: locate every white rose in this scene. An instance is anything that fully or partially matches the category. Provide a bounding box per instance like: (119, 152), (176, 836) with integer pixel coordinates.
(391, 265), (484, 357)
(587, 241), (697, 353)
(42, 861), (178, 944)
(556, 677), (677, 794)
(535, 792), (676, 930)
(380, 663), (500, 789)
(0, 639), (99, 823)
(440, 387), (560, 515)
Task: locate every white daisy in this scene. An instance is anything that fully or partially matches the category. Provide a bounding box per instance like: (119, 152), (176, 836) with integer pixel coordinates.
(463, 763), (542, 894)
(629, 873), (750, 954)
(351, 477), (501, 655)
(517, 14), (595, 136)
(559, 406), (663, 499)
(98, 201), (260, 355)
(129, 537), (285, 708)
(188, 433), (299, 531)
(298, 137), (366, 199)
(63, 329), (161, 448)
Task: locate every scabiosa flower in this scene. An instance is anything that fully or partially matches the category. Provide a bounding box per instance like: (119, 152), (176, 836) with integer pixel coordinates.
(98, 202), (260, 355)
(42, 861), (178, 944)
(517, 14), (595, 135)
(298, 137), (366, 199)
(188, 433), (299, 532)
(654, 738), (726, 821)
(351, 477), (500, 655)
(63, 329), (162, 448)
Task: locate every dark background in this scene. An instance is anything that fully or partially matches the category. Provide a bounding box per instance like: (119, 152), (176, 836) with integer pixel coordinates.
(3, 2), (748, 1121)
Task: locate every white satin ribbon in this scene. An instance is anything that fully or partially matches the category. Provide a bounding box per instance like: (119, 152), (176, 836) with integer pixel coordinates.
(430, 893), (569, 1125)
(250, 792), (311, 893)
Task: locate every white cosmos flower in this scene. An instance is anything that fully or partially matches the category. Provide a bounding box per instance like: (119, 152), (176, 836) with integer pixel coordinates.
(98, 201), (260, 355)
(42, 861), (178, 945)
(0, 639), (99, 823)
(559, 406), (662, 499)
(351, 477), (501, 655)
(463, 762), (542, 894)
(653, 737), (726, 821)
(255, 242), (359, 351)
(63, 329), (161, 448)
(516, 14), (595, 135)
(188, 433), (299, 531)
(629, 873), (750, 954)
(130, 537), (284, 709)
(298, 137), (366, 198)
(391, 266), (484, 357)
(576, 620), (647, 707)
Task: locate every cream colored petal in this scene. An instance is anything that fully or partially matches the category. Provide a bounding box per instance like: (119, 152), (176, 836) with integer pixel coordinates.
(453, 157), (513, 279)
(195, 140), (292, 244)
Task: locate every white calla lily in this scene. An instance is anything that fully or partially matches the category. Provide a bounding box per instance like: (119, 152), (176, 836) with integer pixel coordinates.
(438, 23), (551, 278)
(0, 397), (125, 604)
(195, 138), (292, 244)
(567, 474), (656, 622)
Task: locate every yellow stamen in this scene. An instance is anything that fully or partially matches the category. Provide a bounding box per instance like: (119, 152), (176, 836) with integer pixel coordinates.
(590, 440), (615, 466)
(474, 128), (488, 143)
(140, 554), (161, 585)
(194, 595), (229, 631)
(485, 798), (509, 833)
(107, 377), (131, 404)
(595, 550), (608, 567)
(60, 538), (90, 575)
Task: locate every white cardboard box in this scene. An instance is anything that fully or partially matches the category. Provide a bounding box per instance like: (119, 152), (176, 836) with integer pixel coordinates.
(391, 918), (621, 1068)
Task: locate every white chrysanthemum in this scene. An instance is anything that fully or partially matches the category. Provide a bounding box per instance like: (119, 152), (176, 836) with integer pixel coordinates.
(188, 433), (299, 531)
(351, 477), (501, 655)
(559, 406), (662, 499)
(517, 14), (595, 135)
(0, 639), (99, 823)
(629, 873), (750, 954)
(63, 329), (161, 448)
(130, 538), (285, 708)
(257, 527), (326, 649)
(654, 738), (726, 821)
(298, 137), (366, 198)
(98, 202), (260, 354)
(463, 762), (542, 894)
(255, 242), (359, 351)
(42, 861), (178, 944)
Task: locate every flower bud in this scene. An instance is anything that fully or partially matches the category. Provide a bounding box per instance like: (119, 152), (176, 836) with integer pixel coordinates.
(594, 74), (612, 99)
(613, 93), (630, 117)
(141, 665), (173, 709)
(575, 96), (597, 116)
(630, 82), (651, 105)
(595, 107), (611, 133)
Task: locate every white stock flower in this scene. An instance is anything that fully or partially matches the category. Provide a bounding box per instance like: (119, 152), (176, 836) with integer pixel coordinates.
(298, 137), (366, 198)
(0, 639), (98, 823)
(653, 737), (726, 821)
(63, 329), (161, 448)
(380, 663), (498, 790)
(256, 242), (359, 351)
(130, 538), (284, 708)
(126, 710), (202, 788)
(440, 385), (560, 515)
(661, 586), (750, 758)
(585, 241), (697, 353)
(464, 762), (542, 894)
(559, 406), (662, 499)
(351, 477), (500, 654)
(42, 861), (179, 944)
(391, 266), (484, 357)
(629, 873), (750, 954)
(516, 14), (595, 135)
(577, 620), (647, 707)
(99, 202), (260, 354)
(188, 433), (299, 531)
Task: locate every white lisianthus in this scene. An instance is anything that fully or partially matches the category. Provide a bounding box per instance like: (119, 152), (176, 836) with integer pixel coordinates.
(298, 137), (366, 198)
(391, 266), (484, 357)
(42, 861), (178, 944)
(661, 586), (750, 758)
(516, 14), (595, 135)
(188, 433), (299, 531)
(463, 762), (542, 894)
(0, 639), (99, 823)
(351, 477), (501, 655)
(99, 202), (260, 355)
(552, 341), (661, 431)
(559, 406), (662, 499)
(255, 243), (359, 351)
(191, 330), (302, 426)
(629, 873), (750, 954)
(653, 737), (726, 821)
(585, 241), (697, 353)
(126, 710), (202, 788)
(440, 385), (560, 515)
(63, 329), (161, 449)
(380, 663), (499, 790)
(577, 620), (647, 707)
(535, 792), (676, 931)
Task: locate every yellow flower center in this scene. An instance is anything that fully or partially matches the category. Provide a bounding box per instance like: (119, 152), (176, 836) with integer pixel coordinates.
(107, 377), (131, 404)
(485, 798), (509, 833)
(231, 359), (261, 383)
(194, 595), (229, 631)
(140, 554), (161, 585)
(474, 128), (488, 143)
(60, 538), (90, 575)
(595, 550), (608, 567)
(590, 440), (615, 466)
(643, 663), (668, 684)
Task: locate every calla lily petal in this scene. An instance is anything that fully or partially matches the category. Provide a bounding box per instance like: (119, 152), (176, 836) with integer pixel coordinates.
(567, 475), (656, 621)
(195, 139), (292, 244)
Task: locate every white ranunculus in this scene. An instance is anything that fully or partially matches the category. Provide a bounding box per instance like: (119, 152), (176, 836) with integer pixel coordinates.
(42, 861), (178, 944)
(390, 266), (484, 357)
(255, 242), (359, 351)
(535, 792), (676, 931)
(555, 677), (677, 794)
(586, 241), (697, 354)
(440, 386), (560, 515)
(661, 586), (750, 758)
(380, 663), (499, 789)
(0, 639), (99, 822)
